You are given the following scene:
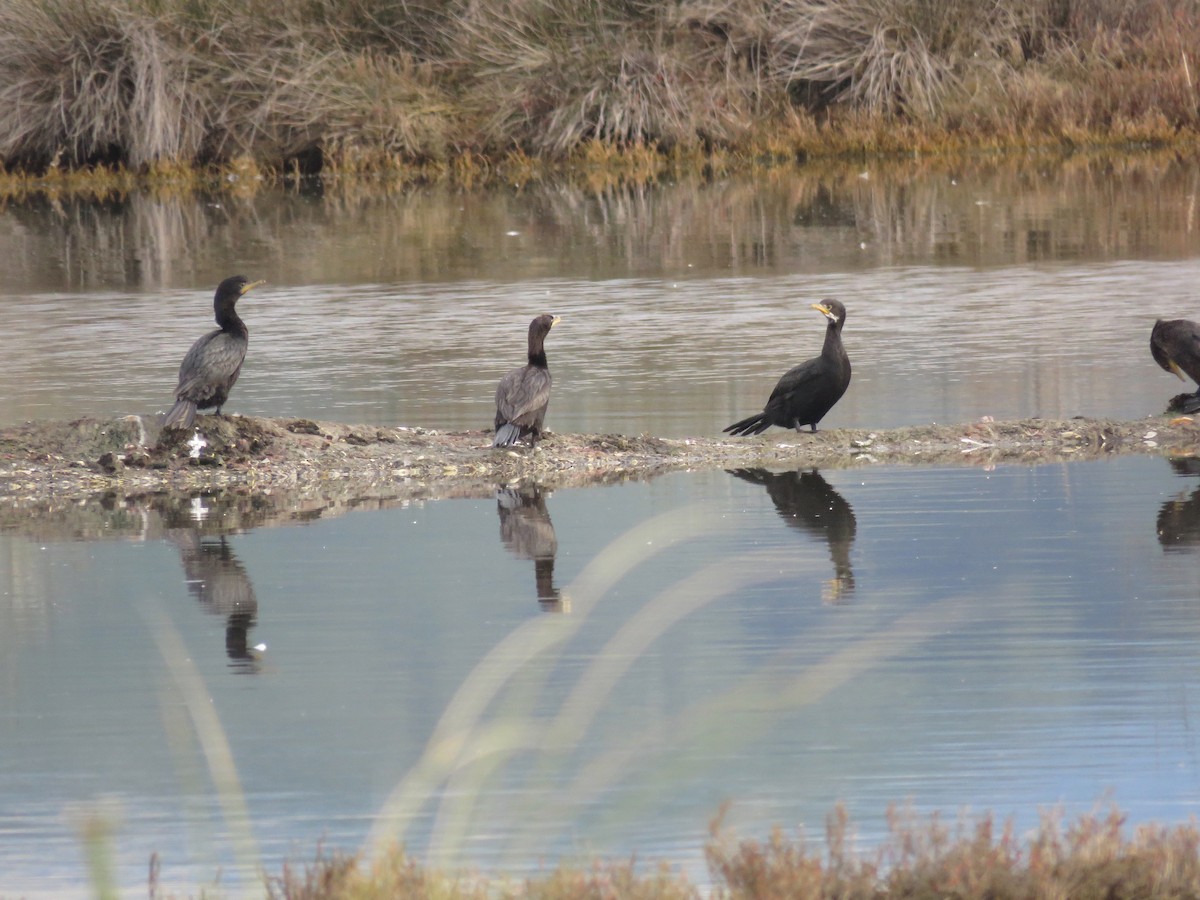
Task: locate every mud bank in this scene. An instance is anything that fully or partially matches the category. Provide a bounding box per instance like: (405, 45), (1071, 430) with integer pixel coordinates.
(2, 412), (1198, 512)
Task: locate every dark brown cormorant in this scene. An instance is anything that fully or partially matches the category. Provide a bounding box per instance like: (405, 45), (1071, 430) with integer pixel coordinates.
(161, 275), (265, 429)
(1151, 317), (1200, 414)
(724, 300), (851, 436)
(494, 314), (561, 447)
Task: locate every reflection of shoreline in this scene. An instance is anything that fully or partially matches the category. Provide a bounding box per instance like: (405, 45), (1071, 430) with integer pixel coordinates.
(166, 529), (261, 673)
(1157, 457), (1200, 551)
(3, 156), (1197, 300)
(496, 484), (567, 612)
(728, 467), (856, 602)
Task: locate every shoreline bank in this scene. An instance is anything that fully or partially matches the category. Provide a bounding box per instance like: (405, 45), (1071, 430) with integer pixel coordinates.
(1, 413), (1195, 510)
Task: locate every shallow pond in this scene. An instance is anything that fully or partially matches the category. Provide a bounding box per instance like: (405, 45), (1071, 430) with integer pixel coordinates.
(4, 153), (1200, 894)
(3, 455), (1200, 893)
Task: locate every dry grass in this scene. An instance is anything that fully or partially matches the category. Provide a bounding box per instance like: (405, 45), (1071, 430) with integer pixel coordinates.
(258, 804), (1200, 898)
(444, 0), (764, 155)
(0, 0), (455, 173)
(1, 0), (1198, 180)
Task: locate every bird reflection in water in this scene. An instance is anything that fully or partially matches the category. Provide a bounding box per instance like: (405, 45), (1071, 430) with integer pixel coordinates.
(166, 529), (262, 672)
(1157, 457), (1200, 551)
(728, 467), (857, 603)
(496, 483), (569, 612)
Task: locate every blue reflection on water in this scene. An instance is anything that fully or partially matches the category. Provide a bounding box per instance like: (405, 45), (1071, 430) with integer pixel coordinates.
(1, 454), (1199, 892)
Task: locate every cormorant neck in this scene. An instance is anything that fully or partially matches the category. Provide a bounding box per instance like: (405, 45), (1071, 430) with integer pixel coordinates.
(216, 304), (247, 337)
(528, 348), (548, 368)
(822, 319), (842, 350)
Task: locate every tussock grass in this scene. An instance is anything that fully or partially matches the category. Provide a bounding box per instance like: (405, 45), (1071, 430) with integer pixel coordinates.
(445, 0), (763, 155)
(0, 0), (455, 173)
(1, 0), (1198, 182)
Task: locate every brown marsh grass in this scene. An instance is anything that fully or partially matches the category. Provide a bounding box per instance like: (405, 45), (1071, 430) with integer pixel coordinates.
(1, 0), (1199, 184)
(261, 804), (1200, 898)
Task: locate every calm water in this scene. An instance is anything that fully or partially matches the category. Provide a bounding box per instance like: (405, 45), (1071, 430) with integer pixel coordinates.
(2, 457), (1200, 893)
(4, 154), (1200, 894)
(2, 154), (1200, 434)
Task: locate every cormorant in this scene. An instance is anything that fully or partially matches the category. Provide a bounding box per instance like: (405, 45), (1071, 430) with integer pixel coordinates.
(494, 314), (561, 447)
(161, 275), (265, 429)
(724, 300), (851, 435)
(1151, 317), (1200, 414)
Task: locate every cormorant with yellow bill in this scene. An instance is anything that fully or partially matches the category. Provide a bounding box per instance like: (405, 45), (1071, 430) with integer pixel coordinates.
(162, 275), (265, 429)
(724, 299), (851, 435)
(494, 314), (561, 447)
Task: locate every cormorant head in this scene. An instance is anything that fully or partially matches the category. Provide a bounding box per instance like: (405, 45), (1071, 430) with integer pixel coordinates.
(530, 314), (561, 337)
(215, 275), (266, 306)
(1150, 319), (1187, 380)
(812, 299), (846, 327)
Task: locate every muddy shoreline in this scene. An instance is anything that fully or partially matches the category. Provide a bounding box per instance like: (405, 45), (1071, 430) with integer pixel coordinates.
(2, 412), (1197, 511)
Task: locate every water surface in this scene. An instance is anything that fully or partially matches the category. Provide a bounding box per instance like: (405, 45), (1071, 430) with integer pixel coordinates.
(2, 154), (1199, 435)
(4, 154), (1200, 894)
(3, 455), (1200, 893)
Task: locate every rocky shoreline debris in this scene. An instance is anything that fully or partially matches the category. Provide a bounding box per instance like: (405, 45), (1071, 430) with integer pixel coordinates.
(0, 412), (1197, 510)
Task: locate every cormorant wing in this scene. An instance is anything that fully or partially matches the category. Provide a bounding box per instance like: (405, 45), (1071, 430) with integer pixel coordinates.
(766, 358), (831, 405)
(497, 367), (551, 423)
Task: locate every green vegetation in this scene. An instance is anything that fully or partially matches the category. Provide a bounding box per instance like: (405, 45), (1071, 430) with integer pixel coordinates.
(264, 804), (1200, 898)
(1, 0), (1198, 184)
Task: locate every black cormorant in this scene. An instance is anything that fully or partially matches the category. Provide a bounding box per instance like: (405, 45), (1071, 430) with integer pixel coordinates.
(1151, 317), (1200, 414)
(494, 314), (561, 447)
(162, 275), (264, 429)
(724, 300), (851, 435)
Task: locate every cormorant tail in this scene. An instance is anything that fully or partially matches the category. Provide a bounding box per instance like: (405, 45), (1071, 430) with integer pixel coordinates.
(723, 414), (769, 436)
(162, 399), (197, 430)
(493, 423), (522, 447)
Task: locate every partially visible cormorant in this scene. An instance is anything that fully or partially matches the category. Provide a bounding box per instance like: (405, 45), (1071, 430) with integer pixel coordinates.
(162, 275), (265, 429)
(724, 300), (851, 436)
(1151, 317), (1200, 414)
(1157, 457), (1200, 551)
(494, 314), (561, 447)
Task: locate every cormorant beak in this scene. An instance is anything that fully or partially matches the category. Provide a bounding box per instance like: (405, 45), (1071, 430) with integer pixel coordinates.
(550, 315), (562, 327)
(241, 279), (267, 296)
(811, 302), (836, 321)
(1169, 358), (1188, 381)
